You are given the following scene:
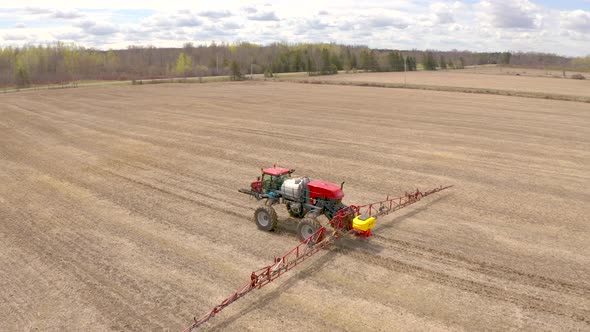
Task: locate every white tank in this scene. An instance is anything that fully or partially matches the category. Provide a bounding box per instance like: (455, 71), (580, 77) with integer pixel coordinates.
(281, 177), (309, 201)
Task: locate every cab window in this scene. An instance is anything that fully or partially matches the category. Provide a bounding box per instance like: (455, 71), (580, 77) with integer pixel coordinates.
(262, 174), (273, 193)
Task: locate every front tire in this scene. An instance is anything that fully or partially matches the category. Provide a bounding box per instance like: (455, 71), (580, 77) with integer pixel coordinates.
(254, 205), (278, 231)
(286, 203), (306, 218)
(297, 218), (324, 243)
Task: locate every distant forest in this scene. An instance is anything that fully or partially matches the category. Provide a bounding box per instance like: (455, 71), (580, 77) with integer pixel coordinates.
(1, 42), (589, 87)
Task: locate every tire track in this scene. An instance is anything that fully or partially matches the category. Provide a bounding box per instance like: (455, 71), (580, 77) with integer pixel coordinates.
(98, 167), (247, 221)
(104, 157), (254, 212)
(14, 98), (586, 203)
(339, 245), (590, 325)
(1, 133), (288, 269)
(0, 243), (39, 325)
(0, 162), (214, 330)
(1, 208), (167, 330)
(0, 187), (227, 330)
(371, 235), (590, 298)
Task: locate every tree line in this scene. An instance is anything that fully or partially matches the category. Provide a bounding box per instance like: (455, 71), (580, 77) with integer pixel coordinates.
(0, 41), (584, 88)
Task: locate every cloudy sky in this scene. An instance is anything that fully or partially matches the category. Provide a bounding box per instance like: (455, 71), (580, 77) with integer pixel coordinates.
(1, 0), (589, 56)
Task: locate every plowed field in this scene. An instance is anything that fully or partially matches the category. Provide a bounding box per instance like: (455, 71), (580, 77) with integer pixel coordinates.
(300, 70), (590, 98)
(1, 81), (589, 331)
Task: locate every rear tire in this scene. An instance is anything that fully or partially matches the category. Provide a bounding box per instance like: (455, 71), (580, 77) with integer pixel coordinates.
(254, 205), (278, 231)
(297, 218), (324, 243)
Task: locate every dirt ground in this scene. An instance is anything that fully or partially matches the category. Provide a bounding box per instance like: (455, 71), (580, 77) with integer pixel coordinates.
(300, 69), (590, 98)
(1, 81), (589, 331)
(450, 65), (588, 79)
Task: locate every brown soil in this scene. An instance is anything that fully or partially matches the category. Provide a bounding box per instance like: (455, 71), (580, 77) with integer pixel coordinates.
(298, 70), (590, 98)
(1, 82), (589, 331)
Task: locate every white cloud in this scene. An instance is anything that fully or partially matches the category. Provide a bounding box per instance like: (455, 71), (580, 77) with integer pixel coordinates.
(448, 23), (462, 32)
(21, 7), (85, 20)
(247, 11), (279, 21)
(51, 28), (86, 40)
(242, 6), (257, 14)
(480, 0), (541, 29)
(430, 3), (455, 24)
(199, 10), (232, 18)
(142, 11), (203, 28)
(0, 1), (589, 56)
(75, 20), (119, 35)
(365, 14), (409, 29)
(3, 31), (30, 40)
(24, 7), (52, 15)
(52, 9), (84, 19)
(560, 10), (590, 33)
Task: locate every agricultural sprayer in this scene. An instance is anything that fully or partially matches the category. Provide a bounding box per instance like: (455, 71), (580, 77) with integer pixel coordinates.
(184, 166), (452, 330)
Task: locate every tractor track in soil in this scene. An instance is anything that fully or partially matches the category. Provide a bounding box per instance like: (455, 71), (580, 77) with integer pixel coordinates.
(0, 161), (264, 329)
(370, 235), (590, 298)
(1, 82), (589, 331)
(9, 98), (585, 202)
(1, 209), (168, 330)
(97, 166), (248, 221)
(20, 95), (572, 179)
(6, 102), (258, 213)
(343, 247), (590, 325)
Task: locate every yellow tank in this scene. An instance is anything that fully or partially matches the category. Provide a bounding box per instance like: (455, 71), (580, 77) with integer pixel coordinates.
(352, 214), (376, 232)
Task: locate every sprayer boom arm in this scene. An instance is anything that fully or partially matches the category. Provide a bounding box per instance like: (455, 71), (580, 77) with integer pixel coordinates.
(357, 185), (453, 218)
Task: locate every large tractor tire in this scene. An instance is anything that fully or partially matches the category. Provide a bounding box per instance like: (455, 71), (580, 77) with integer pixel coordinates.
(254, 205), (278, 231)
(325, 202), (347, 221)
(286, 203), (306, 219)
(297, 218), (324, 243)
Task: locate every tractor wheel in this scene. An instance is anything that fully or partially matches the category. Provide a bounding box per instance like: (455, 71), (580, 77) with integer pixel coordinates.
(286, 203), (305, 219)
(254, 205), (278, 231)
(297, 218), (324, 243)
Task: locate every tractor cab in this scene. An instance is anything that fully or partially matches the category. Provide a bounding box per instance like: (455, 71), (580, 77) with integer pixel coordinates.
(254, 167), (294, 194)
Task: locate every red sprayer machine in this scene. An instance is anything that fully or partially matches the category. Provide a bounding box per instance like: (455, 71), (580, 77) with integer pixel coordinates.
(184, 166), (452, 330)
